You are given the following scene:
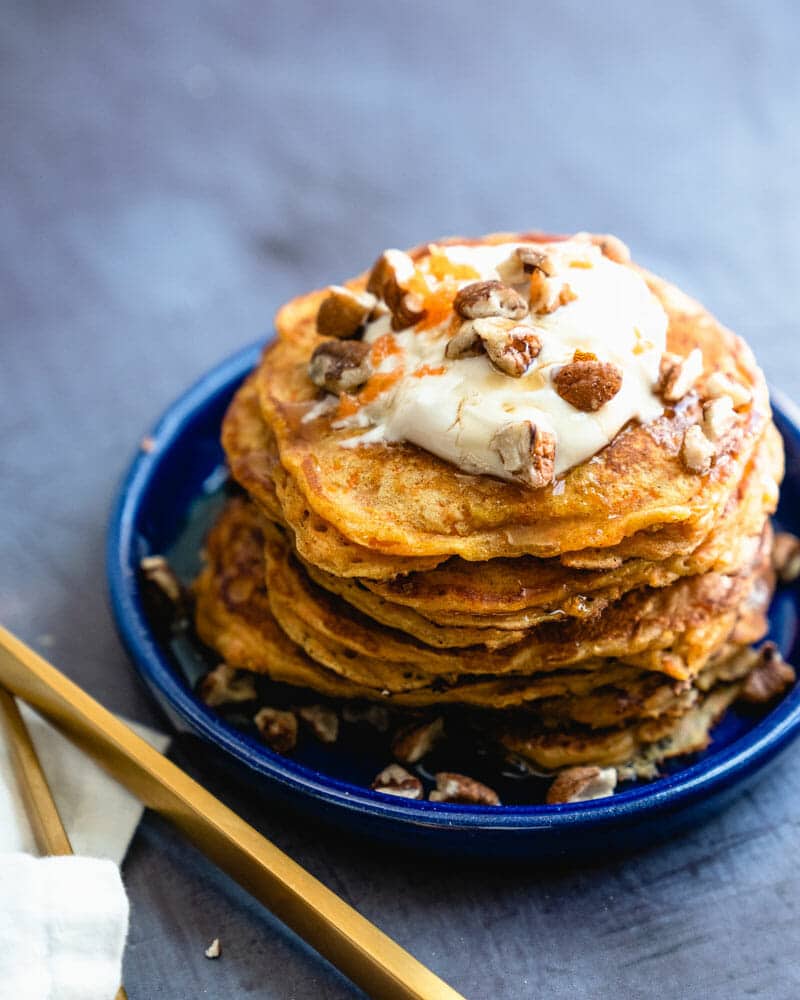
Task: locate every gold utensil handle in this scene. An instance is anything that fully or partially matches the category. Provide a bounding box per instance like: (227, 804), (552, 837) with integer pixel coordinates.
(0, 687), (72, 856)
(0, 626), (464, 1000)
(0, 685), (129, 1000)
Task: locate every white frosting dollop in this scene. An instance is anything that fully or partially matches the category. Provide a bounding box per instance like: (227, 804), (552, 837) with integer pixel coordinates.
(334, 239), (668, 481)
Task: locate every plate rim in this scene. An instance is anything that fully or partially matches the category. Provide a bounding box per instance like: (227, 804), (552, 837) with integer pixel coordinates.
(106, 341), (800, 833)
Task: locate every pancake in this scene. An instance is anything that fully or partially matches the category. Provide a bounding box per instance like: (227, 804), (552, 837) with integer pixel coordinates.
(498, 683), (742, 773)
(263, 509), (769, 679)
(310, 424), (781, 629)
(254, 244), (770, 566)
(196, 498), (771, 701)
(191, 229), (789, 793)
(223, 375), (446, 577)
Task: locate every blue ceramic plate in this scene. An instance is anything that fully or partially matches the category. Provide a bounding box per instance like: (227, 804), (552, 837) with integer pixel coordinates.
(108, 340), (800, 859)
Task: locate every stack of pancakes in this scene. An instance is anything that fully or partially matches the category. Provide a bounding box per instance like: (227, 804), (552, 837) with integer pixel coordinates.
(195, 232), (784, 782)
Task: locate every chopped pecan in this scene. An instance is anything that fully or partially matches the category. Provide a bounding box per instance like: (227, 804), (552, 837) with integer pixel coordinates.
(316, 285), (377, 339)
(429, 772), (501, 805)
(367, 248), (416, 297)
(553, 357), (623, 411)
(198, 664), (257, 708)
(772, 531), (800, 583)
(517, 246), (555, 275)
(371, 763), (423, 800)
(308, 339), (372, 394)
(298, 704), (339, 744)
(453, 280), (528, 321)
(740, 642), (796, 704)
(705, 370), (752, 407)
(545, 765), (618, 804)
(496, 246), (555, 285)
(446, 317), (542, 376)
(140, 554), (184, 605)
(391, 716), (444, 764)
(253, 707), (298, 753)
(342, 702), (391, 731)
(491, 421), (556, 488)
(444, 322), (484, 360)
(388, 288), (426, 330)
(702, 395), (736, 441)
(366, 249), (426, 330)
(204, 938), (222, 960)
(659, 348), (703, 402)
(681, 424), (716, 474)
(139, 554), (191, 627)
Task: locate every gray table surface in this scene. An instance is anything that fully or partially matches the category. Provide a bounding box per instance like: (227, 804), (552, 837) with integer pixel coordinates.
(3, 2), (800, 997)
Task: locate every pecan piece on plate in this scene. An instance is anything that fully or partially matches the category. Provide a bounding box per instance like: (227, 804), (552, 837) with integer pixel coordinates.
(429, 772), (500, 806)
(391, 716), (444, 764)
(740, 642), (796, 704)
(254, 707), (298, 753)
(298, 703), (339, 744)
(371, 763), (423, 800)
(772, 531), (800, 584)
(546, 765), (618, 804)
(198, 664), (257, 708)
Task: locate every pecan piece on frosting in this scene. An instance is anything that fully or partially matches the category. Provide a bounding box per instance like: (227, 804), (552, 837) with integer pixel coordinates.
(429, 772), (500, 806)
(371, 763), (423, 800)
(553, 357), (623, 411)
(366, 249), (426, 330)
(658, 348), (703, 403)
(446, 317), (542, 377)
(740, 642), (796, 704)
(308, 339), (372, 394)
(453, 280), (529, 321)
(546, 765), (618, 804)
(491, 421), (556, 488)
(316, 285), (377, 339)
(681, 423), (715, 474)
(496, 246), (555, 285)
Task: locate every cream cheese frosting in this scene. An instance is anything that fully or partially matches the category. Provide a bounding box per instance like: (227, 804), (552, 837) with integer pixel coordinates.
(332, 238), (668, 481)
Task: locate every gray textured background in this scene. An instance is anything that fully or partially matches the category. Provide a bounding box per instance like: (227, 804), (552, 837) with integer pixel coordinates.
(2, 2), (800, 997)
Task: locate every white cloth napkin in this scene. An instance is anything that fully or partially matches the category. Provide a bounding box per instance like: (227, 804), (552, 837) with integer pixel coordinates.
(0, 853), (128, 1000)
(0, 702), (170, 1000)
